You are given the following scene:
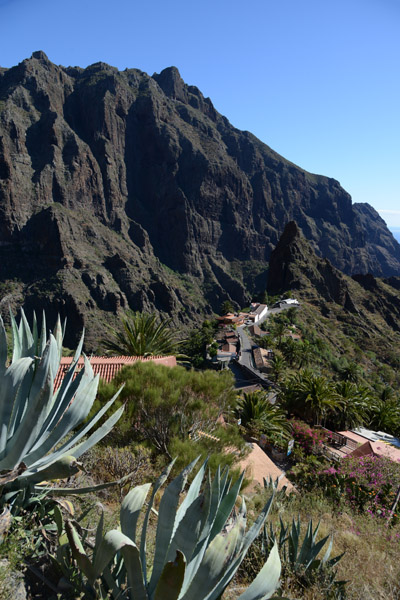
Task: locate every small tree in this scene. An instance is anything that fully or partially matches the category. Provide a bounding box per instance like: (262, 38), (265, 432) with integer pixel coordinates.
(220, 300), (234, 315)
(94, 362), (237, 458)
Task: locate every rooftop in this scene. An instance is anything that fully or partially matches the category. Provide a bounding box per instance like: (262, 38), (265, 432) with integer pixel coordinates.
(54, 355), (176, 388)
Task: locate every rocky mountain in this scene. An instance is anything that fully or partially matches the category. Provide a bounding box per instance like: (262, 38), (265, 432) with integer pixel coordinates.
(0, 51), (399, 348)
(267, 221), (400, 337)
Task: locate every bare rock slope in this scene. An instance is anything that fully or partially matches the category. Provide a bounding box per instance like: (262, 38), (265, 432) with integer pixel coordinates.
(1, 52), (399, 347)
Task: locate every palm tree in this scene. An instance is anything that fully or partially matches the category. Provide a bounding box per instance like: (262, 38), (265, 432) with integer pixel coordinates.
(338, 361), (361, 383)
(281, 338), (300, 367)
(273, 322), (286, 349)
(103, 310), (181, 356)
(234, 392), (291, 439)
(330, 381), (373, 430)
(281, 370), (340, 426)
(298, 372), (340, 426)
(369, 397), (400, 435)
(270, 354), (286, 384)
(297, 340), (314, 368)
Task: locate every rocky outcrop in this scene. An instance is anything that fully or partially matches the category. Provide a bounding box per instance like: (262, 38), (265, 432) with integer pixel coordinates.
(267, 222), (400, 333)
(1, 52), (400, 347)
(267, 221), (357, 311)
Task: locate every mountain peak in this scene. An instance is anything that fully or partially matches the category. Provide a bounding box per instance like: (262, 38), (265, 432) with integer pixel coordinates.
(153, 66), (187, 101)
(31, 50), (50, 62)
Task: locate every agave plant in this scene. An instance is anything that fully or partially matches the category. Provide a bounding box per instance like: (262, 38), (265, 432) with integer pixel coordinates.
(0, 309), (124, 498)
(265, 517), (343, 574)
(66, 458), (282, 599)
(262, 516), (346, 596)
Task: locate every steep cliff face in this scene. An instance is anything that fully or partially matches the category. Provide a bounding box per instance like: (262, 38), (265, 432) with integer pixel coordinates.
(0, 52), (399, 347)
(267, 222), (400, 335)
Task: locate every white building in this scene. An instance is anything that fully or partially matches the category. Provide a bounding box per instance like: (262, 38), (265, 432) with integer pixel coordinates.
(249, 303), (268, 323)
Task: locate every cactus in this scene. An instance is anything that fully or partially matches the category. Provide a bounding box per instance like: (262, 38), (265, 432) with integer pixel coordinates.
(0, 309), (124, 497)
(66, 458), (282, 599)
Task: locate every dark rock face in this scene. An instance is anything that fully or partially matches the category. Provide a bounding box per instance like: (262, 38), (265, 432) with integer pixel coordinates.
(267, 222), (400, 334)
(267, 221), (356, 309)
(1, 52), (400, 347)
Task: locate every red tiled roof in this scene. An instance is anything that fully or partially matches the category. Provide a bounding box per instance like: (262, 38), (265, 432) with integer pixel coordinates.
(54, 355), (176, 389)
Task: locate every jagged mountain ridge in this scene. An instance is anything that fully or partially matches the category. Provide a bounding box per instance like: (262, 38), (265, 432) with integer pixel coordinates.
(0, 51), (399, 348)
(267, 221), (400, 337)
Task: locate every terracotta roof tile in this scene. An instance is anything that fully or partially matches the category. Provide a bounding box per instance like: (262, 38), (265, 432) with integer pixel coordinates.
(54, 355), (176, 389)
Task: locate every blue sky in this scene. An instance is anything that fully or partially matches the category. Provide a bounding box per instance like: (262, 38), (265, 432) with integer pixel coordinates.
(1, 0), (399, 227)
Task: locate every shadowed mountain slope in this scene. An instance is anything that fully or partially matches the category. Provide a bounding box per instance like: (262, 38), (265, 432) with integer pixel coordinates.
(0, 52), (399, 348)
(267, 221), (400, 337)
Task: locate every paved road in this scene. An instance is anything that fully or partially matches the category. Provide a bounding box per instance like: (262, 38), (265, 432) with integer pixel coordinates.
(237, 326), (255, 368)
(236, 325), (274, 388)
(235, 303), (299, 389)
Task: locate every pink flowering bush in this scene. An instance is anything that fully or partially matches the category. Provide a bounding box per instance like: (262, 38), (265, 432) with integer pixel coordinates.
(317, 454), (400, 522)
(290, 419), (326, 455)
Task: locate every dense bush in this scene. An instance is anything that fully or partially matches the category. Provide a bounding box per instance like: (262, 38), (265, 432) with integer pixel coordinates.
(92, 362), (239, 460)
(291, 419), (326, 455)
(317, 454), (400, 521)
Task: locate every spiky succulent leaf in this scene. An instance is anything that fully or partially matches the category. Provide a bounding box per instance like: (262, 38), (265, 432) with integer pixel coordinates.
(0, 310), (123, 493)
(237, 542), (281, 600)
(154, 550), (186, 600)
(120, 483), (151, 544)
(147, 457), (200, 597)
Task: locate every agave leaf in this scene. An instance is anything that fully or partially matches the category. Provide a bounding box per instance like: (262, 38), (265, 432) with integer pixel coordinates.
(94, 529), (148, 599)
(321, 533), (333, 565)
(165, 493), (206, 566)
(65, 520), (96, 582)
(296, 520), (313, 567)
(197, 494), (276, 600)
(6, 360), (37, 438)
(288, 518), (299, 565)
(311, 520), (320, 544)
(302, 534), (331, 571)
(208, 471), (244, 543)
(0, 357), (34, 457)
(207, 466), (221, 527)
(38, 311), (47, 357)
(121, 544), (148, 600)
(148, 457), (200, 597)
(93, 529), (135, 581)
(10, 309), (21, 362)
(71, 330), (85, 365)
(325, 551), (345, 569)
(181, 512), (245, 600)
(0, 316), (8, 376)
(140, 459), (175, 585)
(52, 315), (64, 365)
(154, 550), (186, 600)
(174, 458), (208, 535)
(19, 309), (35, 358)
(19, 455), (82, 485)
(179, 468), (223, 596)
(34, 470), (138, 495)
(120, 483), (151, 544)
(24, 366), (87, 464)
(31, 312), (38, 353)
(3, 337), (59, 464)
(0, 358), (53, 470)
(25, 375), (103, 469)
(94, 511), (104, 562)
(233, 497), (247, 556)
(68, 404), (125, 459)
(219, 467), (230, 500)
(237, 542), (281, 600)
